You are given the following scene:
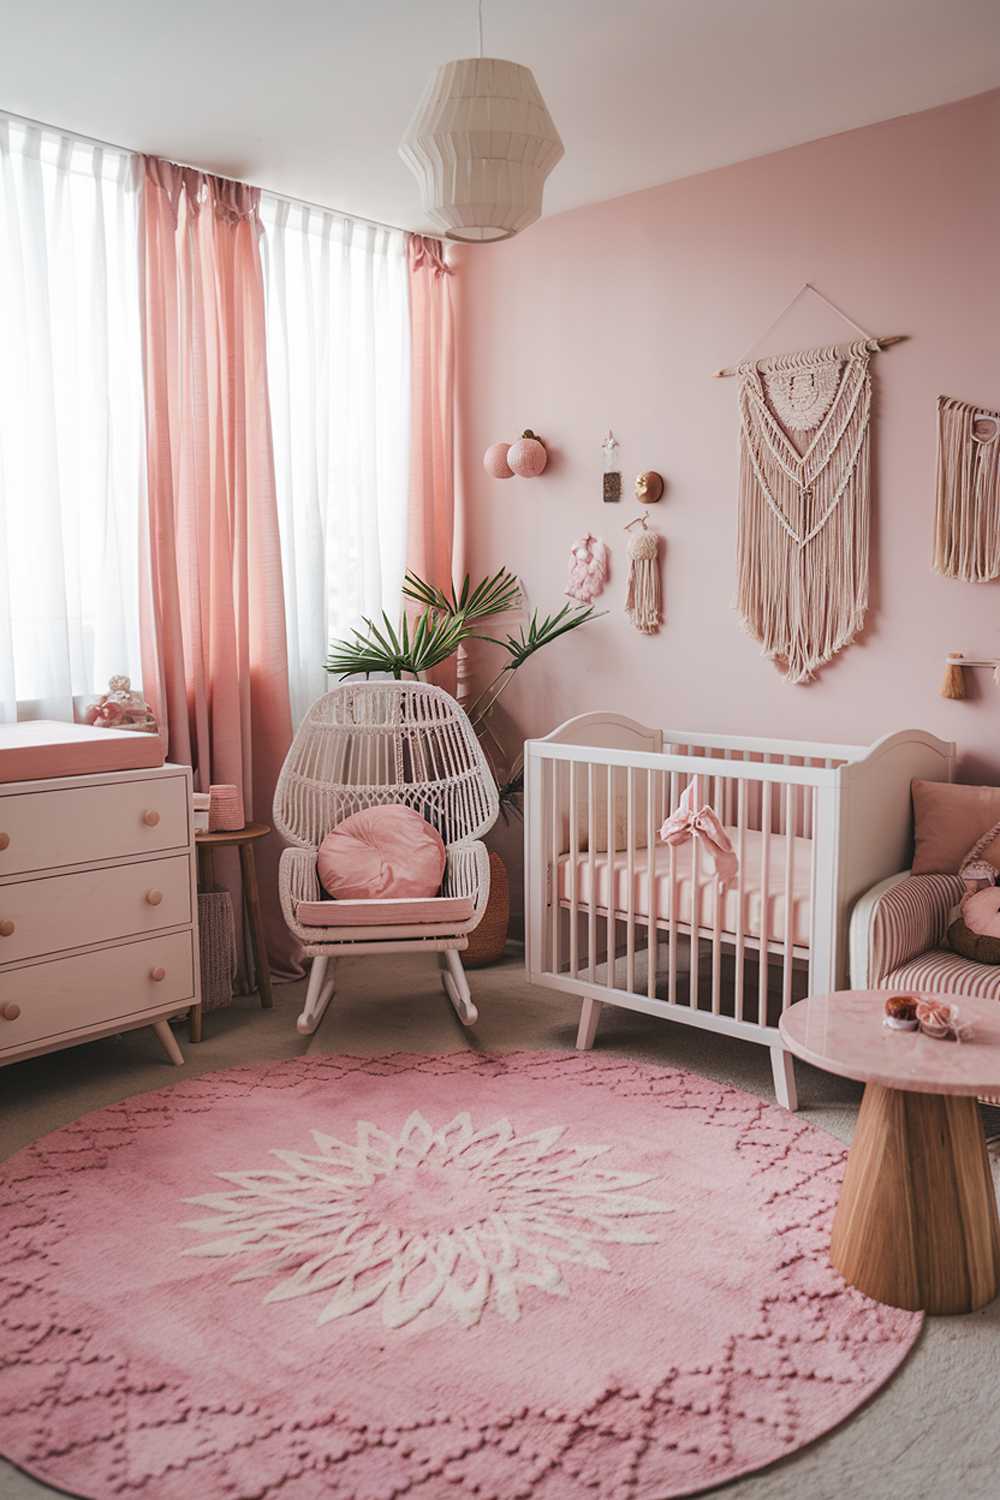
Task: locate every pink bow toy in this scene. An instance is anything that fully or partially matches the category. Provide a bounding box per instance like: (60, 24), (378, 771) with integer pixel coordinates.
(659, 783), (739, 890)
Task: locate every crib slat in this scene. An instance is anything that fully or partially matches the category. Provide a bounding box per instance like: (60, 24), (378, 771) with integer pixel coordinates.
(758, 780), (772, 1026)
(735, 778), (746, 1022)
(549, 759), (560, 974)
(569, 760), (579, 979)
(668, 770), (678, 1007)
(690, 774), (701, 1011)
(587, 763), (596, 983)
(808, 783), (819, 995)
(625, 767), (636, 995)
(711, 772), (723, 1015)
(607, 763), (615, 989)
(783, 781), (794, 1012)
(647, 767), (657, 1001)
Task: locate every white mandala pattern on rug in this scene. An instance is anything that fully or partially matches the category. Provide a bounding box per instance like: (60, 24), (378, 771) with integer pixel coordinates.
(182, 1109), (670, 1329)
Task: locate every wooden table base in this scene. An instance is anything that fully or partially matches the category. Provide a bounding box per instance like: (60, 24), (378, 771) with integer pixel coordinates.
(831, 1082), (1000, 1315)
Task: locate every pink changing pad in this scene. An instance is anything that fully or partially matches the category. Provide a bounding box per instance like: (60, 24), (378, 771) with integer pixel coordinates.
(296, 895), (475, 929)
(0, 720), (165, 783)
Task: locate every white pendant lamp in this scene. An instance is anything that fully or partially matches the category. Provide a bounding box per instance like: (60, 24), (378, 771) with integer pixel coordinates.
(399, 2), (564, 243)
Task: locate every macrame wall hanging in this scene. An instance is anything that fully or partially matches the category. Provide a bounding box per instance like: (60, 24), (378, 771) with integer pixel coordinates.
(714, 284), (904, 684)
(624, 515), (661, 634)
(932, 395), (1000, 582)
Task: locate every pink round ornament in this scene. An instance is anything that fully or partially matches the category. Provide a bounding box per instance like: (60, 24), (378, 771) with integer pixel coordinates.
(483, 442), (514, 479)
(507, 430), (548, 478)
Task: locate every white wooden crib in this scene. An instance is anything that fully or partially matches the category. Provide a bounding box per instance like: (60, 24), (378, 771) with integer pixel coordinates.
(524, 713), (955, 1109)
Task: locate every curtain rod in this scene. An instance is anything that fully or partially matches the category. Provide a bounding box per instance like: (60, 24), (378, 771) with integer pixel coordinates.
(0, 105), (416, 238)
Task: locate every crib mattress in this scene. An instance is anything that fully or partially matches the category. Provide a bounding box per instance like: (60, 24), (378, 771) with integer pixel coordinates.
(557, 828), (813, 949)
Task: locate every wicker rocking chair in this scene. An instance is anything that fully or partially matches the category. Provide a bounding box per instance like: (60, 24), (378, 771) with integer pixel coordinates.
(274, 682), (499, 1036)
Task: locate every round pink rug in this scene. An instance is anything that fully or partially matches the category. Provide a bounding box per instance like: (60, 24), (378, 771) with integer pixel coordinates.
(0, 1052), (921, 1499)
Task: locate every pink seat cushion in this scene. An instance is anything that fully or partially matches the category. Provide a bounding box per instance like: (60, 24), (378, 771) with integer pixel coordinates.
(296, 895), (475, 928)
(317, 805), (446, 901)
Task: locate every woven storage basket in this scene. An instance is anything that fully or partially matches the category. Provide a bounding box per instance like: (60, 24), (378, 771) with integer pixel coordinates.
(198, 889), (237, 1011)
(463, 850), (509, 968)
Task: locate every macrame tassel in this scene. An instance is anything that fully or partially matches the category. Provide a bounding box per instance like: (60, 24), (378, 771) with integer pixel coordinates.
(625, 529), (660, 633)
(933, 396), (1000, 581)
(941, 652), (967, 700)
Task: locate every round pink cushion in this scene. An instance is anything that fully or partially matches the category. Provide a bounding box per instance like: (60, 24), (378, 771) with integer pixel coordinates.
(317, 805), (446, 900)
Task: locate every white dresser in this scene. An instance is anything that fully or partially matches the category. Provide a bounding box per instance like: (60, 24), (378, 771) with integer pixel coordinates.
(0, 762), (200, 1069)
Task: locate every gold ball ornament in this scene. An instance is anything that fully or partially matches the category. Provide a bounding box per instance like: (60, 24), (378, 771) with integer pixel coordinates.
(634, 470), (664, 503)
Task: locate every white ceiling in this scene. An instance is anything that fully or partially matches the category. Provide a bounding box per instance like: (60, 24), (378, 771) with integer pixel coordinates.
(2, 0), (998, 231)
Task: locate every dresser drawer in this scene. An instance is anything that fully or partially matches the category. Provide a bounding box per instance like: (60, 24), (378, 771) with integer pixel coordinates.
(0, 855), (192, 965)
(0, 774), (189, 876)
(0, 931), (195, 1054)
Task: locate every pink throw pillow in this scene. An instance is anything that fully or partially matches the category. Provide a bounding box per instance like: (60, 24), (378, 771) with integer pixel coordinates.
(911, 780), (1000, 875)
(317, 805), (446, 900)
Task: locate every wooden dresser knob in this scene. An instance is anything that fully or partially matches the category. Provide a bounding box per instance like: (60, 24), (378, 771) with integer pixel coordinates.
(142, 809), (161, 827)
(1, 1002), (20, 1021)
(145, 889), (163, 907)
(150, 966), (166, 982)
(0, 919), (14, 938)
(0, 833), (9, 850)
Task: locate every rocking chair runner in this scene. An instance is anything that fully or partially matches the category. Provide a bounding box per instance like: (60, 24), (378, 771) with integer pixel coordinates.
(273, 682), (499, 1036)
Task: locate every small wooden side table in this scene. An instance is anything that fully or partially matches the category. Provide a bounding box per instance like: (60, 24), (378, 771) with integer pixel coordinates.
(193, 822), (273, 1041)
(780, 989), (1000, 1315)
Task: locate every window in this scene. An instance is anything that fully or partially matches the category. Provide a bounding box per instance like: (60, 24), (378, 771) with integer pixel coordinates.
(260, 196), (410, 725)
(0, 118), (145, 721)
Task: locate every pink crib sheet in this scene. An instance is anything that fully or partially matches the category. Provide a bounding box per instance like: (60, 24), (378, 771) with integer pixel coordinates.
(557, 828), (813, 948)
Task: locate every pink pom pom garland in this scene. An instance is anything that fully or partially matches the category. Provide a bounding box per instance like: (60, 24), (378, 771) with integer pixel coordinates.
(507, 429), (548, 478)
(483, 441), (514, 479)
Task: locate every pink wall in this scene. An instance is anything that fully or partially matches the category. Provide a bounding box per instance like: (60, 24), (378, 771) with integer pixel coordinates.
(457, 90), (1000, 911)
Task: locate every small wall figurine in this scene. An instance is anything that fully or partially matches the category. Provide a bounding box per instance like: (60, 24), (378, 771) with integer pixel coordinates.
(602, 430), (621, 503)
(634, 470), (664, 503)
(565, 533), (609, 603)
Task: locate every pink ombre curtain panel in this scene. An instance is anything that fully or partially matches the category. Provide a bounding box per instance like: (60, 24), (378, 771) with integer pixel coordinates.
(406, 235), (458, 692)
(139, 156), (297, 977)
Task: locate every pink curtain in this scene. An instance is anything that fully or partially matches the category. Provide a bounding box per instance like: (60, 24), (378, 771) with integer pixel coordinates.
(406, 235), (458, 692)
(139, 156), (297, 978)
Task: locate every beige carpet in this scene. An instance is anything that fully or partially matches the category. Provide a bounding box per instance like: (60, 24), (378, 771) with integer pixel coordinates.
(2, 950), (998, 1500)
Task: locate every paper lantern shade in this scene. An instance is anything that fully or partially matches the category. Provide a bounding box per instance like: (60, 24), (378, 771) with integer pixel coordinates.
(483, 441), (514, 479)
(507, 432), (547, 478)
(399, 58), (564, 244)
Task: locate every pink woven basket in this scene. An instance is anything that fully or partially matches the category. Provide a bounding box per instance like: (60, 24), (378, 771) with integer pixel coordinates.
(208, 783), (244, 832)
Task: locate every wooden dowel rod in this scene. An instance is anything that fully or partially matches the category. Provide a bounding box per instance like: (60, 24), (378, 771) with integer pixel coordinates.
(711, 334), (907, 379)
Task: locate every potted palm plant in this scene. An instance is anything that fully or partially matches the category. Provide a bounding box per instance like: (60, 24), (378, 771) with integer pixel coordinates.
(325, 568), (600, 962)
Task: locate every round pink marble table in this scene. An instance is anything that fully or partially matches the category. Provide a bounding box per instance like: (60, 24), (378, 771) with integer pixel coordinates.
(780, 990), (1000, 1315)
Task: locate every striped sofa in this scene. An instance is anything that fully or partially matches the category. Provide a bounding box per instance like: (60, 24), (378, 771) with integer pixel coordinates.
(850, 871), (1000, 1000)
(851, 871), (1000, 1105)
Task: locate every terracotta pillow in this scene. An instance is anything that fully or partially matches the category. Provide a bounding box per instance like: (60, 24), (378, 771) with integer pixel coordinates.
(911, 780), (1000, 875)
(317, 805), (446, 900)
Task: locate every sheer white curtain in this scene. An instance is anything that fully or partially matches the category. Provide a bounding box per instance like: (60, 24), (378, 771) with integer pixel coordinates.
(0, 118), (145, 722)
(260, 197), (410, 726)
